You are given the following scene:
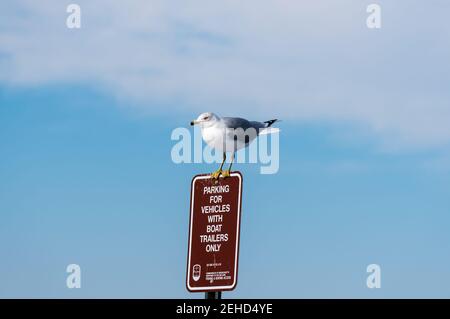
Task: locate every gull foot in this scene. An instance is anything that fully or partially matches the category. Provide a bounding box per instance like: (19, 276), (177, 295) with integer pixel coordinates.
(211, 169), (222, 180)
(222, 170), (231, 178)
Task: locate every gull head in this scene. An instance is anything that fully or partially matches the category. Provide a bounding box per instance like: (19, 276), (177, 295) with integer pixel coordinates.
(190, 112), (220, 128)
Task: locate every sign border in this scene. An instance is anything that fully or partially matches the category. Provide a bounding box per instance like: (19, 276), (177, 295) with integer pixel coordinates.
(186, 171), (243, 292)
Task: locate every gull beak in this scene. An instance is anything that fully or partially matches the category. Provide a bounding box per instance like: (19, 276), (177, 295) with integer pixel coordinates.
(190, 120), (199, 126)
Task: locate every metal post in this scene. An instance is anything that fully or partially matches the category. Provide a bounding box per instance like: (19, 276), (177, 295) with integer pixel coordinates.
(205, 291), (222, 299)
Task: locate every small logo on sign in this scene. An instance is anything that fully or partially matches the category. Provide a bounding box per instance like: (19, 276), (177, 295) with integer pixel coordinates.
(193, 264), (201, 282)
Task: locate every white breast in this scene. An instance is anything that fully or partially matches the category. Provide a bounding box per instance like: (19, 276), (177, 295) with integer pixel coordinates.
(201, 125), (226, 151)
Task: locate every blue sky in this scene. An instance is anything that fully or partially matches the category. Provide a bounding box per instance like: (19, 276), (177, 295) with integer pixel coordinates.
(1, 1), (450, 298)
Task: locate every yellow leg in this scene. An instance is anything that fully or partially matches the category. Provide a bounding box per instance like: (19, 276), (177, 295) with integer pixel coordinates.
(211, 152), (226, 179)
(222, 152), (234, 178)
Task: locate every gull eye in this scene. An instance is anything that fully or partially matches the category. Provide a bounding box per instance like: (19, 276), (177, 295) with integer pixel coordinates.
(204, 116), (210, 120)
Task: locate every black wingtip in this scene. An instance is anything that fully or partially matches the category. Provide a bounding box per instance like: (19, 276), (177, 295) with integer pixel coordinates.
(264, 119), (278, 127)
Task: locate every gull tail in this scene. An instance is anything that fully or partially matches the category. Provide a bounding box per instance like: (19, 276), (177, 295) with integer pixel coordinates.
(259, 119), (280, 135)
(264, 119), (278, 127)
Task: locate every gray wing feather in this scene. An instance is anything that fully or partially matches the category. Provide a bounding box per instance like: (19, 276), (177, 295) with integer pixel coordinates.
(249, 121), (266, 130)
(222, 117), (252, 130)
(222, 117), (266, 130)
(222, 117), (265, 146)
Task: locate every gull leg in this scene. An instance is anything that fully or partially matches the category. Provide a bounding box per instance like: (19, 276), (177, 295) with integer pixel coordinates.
(222, 152), (234, 178)
(211, 152), (226, 179)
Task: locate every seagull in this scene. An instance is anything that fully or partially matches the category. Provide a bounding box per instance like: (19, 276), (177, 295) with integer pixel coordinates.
(190, 112), (279, 179)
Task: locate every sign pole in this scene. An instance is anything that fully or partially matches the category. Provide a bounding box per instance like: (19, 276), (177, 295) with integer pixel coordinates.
(205, 291), (222, 299)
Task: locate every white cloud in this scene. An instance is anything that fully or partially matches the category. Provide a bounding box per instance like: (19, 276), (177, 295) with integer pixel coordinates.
(1, 0), (450, 149)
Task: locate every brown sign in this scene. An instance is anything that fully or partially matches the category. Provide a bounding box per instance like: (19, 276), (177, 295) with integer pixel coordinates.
(186, 172), (243, 292)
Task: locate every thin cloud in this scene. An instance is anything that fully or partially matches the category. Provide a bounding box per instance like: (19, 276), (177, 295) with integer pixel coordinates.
(1, 0), (450, 149)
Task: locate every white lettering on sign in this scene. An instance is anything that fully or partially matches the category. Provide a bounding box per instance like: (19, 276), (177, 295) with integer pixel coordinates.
(201, 204), (230, 214)
(203, 185), (230, 195)
(208, 215), (223, 223)
(199, 234), (228, 243)
(199, 184), (232, 253)
(206, 224), (222, 233)
(206, 244), (222, 252)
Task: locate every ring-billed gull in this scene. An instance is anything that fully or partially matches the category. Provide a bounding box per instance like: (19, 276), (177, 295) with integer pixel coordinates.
(190, 112), (279, 179)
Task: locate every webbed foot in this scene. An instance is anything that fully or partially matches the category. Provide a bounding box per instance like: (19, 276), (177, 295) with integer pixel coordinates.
(222, 170), (231, 178)
(211, 169), (222, 180)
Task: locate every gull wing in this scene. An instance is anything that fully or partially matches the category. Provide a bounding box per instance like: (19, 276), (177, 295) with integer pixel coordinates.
(222, 117), (264, 145)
